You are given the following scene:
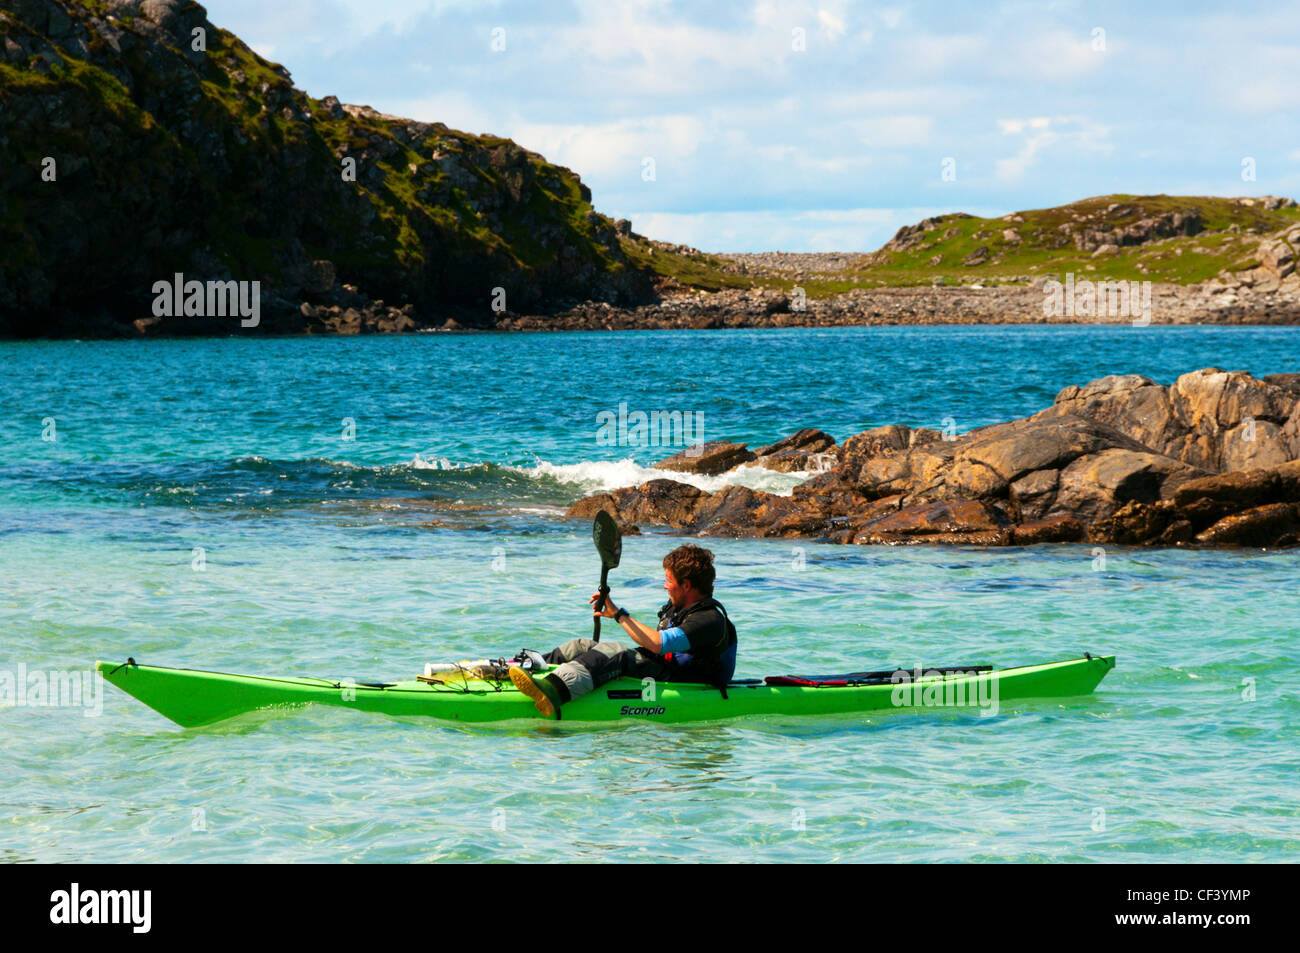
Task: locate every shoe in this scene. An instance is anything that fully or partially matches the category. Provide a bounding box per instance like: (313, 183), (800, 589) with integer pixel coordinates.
(509, 666), (561, 717)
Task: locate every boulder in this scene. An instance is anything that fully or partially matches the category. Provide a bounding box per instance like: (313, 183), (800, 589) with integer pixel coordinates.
(566, 479), (710, 528)
(1259, 241), (1295, 279)
(1009, 468), (1060, 521)
(1220, 419), (1290, 472)
(752, 428), (838, 472)
(755, 428), (835, 457)
(1167, 368), (1296, 470)
(755, 448), (838, 473)
(1011, 516), (1085, 545)
(1052, 449), (1207, 523)
(693, 485), (792, 537)
(1048, 368), (1299, 473)
(1047, 375), (1175, 452)
(840, 414), (1150, 507)
(1263, 373), (1300, 397)
(852, 500), (1009, 544)
(653, 440), (755, 475)
(1171, 461), (1300, 530)
(1283, 402), (1300, 460)
(1195, 503), (1300, 547)
(949, 414), (1146, 498)
(835, 425), (943, 489)
(1087, 500), (1175, 545)
(852, 444), (956, 500)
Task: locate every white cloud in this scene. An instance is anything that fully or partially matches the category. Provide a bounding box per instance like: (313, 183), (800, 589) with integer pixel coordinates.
(817, 9), (847, 39)
(997, 117), (1051, 136)
(511, 115), (708, 180)
(995, 116), (1112, 182)
(995, 135), (1054, 182)
(555, 0), (792, 94)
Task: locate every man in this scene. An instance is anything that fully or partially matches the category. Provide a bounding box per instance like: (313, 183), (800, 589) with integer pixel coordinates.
(508, 544), (738, 717)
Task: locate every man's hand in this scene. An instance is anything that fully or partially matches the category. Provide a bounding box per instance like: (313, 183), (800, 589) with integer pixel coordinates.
(590, 590), (619, 619)
(589, 595), (662, 653)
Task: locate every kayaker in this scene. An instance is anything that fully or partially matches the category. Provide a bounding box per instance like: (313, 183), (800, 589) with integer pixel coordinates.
(508, 544), (738, 717)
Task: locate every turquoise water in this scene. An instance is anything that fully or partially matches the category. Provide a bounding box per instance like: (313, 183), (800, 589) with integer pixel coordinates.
(3, 326), (1298, 862)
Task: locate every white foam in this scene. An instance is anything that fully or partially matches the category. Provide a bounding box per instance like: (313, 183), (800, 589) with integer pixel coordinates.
(308, 453), (813, 498)
(410, 454), (470, 470)
(514, 457), (809, 497)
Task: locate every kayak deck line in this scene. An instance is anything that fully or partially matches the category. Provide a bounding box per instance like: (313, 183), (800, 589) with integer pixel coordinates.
(94, 655), (1117, 729)
(98, 658), (516, 695)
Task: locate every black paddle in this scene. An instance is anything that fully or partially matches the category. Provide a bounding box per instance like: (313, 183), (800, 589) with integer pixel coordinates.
(591, 510), (622, 642)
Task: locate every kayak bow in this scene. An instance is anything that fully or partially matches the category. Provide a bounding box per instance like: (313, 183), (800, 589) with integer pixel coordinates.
(95, 655), (1116, 729)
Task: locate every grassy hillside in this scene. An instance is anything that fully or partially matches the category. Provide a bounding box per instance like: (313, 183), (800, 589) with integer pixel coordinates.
(629, 194), (1300, 296)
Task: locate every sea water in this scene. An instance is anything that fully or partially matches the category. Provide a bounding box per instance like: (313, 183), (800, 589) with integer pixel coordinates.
(2, 325), (1297, 862)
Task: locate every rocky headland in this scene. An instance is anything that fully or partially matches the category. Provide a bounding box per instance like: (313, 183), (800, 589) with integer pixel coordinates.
(569, 369), (1300, 549)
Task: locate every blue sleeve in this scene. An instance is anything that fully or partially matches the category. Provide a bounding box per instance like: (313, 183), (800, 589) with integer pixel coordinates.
(659, 626), (689, 653)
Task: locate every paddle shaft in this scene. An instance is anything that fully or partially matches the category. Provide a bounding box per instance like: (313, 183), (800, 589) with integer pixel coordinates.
(593, 565), (611, 641)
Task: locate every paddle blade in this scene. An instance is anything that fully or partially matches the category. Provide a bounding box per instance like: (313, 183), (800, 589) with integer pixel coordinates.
(593, 510), (622, 568)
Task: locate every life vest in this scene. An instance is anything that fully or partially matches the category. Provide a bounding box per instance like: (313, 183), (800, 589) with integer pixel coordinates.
(654, 597), (738, 685)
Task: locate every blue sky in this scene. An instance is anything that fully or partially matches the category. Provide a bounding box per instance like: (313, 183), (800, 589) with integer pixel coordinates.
(206, 0), (1300, 252)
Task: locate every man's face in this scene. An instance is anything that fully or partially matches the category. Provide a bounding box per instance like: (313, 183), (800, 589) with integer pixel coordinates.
(664, 569), (692, 608)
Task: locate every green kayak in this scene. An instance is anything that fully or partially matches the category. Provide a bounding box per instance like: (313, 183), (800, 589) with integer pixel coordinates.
(95, 654), (1115, 728)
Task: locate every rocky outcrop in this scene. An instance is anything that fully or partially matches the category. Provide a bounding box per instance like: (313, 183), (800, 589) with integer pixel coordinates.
(567, 369), (1300, 548)
(1072, 209), (1202, 254)
(884, 214), (974, 252)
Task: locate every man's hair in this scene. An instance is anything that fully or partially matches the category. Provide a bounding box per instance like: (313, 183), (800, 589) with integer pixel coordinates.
(663, 544), (716, 596)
